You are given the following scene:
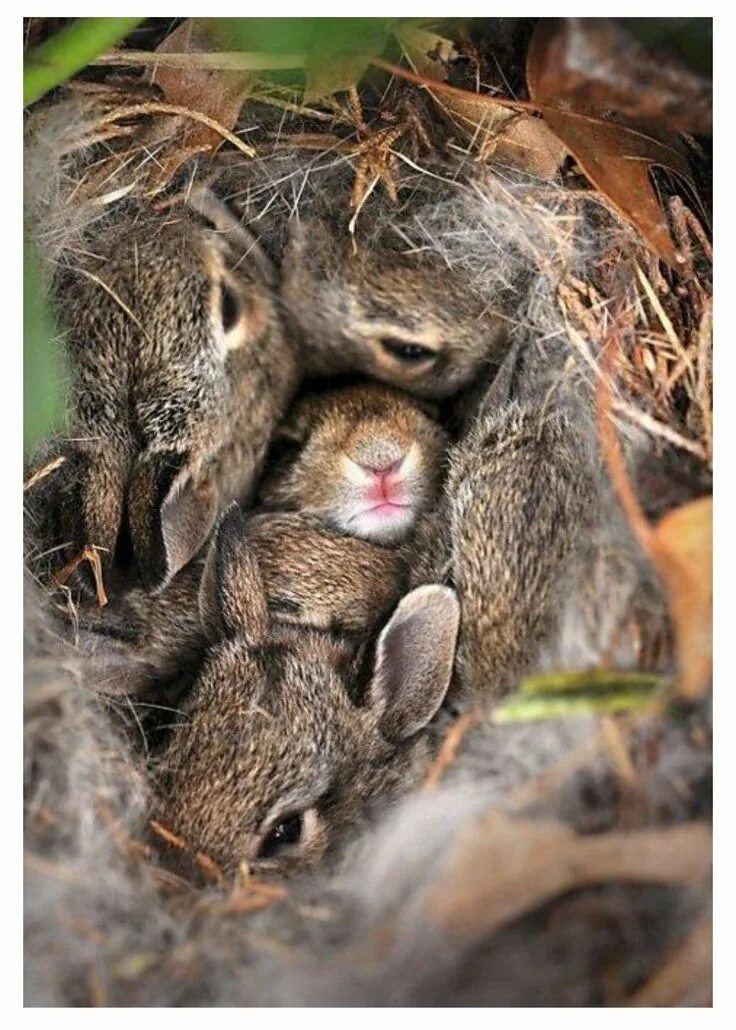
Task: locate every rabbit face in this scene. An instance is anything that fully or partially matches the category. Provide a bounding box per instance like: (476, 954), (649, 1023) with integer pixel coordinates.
(282, 220), (507, 399)
(259, 383), (448, 544)
(156, 506), (459, 876)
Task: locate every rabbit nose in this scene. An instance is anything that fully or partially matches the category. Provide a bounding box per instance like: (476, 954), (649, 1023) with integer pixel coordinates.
(352, 437), (408, 478)
(357, 455), (405, 477)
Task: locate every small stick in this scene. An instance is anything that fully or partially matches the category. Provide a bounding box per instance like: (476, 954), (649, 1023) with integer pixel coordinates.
(149, 819), (187, 851)
(93, 102), (257, 158)
(423, 709), (482, 791)
(24, 455), (66, 492)
(150, 820), (227, 888)
(53, 545), (108, 608)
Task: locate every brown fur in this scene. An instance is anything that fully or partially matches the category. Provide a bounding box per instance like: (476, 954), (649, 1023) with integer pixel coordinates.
(246, 512), (406, 635)
(258, 382), (448, 543)
(156, 506), (459, 875)
(26, 201), (299, 597)
(405, 400), (596, 701)
(281, 219), (507, 398)
(73, 506), (409, 698)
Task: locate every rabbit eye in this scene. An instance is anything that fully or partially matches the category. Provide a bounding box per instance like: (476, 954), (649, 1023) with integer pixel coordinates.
(220, 281), (240, 333)
(258, 812), (303, 859)
(380, 338), (436, 363)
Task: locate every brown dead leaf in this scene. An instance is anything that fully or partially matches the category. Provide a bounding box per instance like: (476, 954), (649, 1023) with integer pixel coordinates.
(528, 18), (711, 136)
(419, 80), (567, 179)
(527, 20), (694, 266)
(384, 37), (566, 180)
(650, 496), (712, 702)
(149, 20), (253, 179)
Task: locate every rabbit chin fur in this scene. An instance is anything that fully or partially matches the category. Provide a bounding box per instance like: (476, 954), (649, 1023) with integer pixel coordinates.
(25, 581), (711, 1007)
(24, 100), (711, 1006)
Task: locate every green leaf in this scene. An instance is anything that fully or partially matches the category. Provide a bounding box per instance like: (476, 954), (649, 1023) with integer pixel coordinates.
(518, 669), (665, 696)
(24, 247), (64, 453)
(491, 669), (669, 724)
(24, 17), (144, 106)
(206, 18), (393, 97)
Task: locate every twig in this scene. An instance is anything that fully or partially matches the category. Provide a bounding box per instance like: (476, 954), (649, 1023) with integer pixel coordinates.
(53, 545), (108, 608)
(149, 819), (187, 851)
(93, 103), (257, 158)
(423, 709), (482, 791)
(24, 455), (66, 491)
(611, 398), (707, 461)
(149, 820), (226, 887)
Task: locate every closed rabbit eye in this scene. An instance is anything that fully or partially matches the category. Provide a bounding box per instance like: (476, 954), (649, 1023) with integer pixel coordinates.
(220, 281), (241, 333)
(380, 338), (436, 364)
(257, 812), (304, 859)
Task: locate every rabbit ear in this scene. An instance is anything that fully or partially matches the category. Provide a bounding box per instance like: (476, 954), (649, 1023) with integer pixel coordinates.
(285, 217), (343, 277)
(127, 453), (218, 594)
(186, 185), (277, 287)
(198, 503), (269, 645)
(368, 585), (459, 742)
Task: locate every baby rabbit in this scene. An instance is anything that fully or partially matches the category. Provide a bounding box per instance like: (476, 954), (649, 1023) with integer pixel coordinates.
(27, 195), (298, 597)
(431, 401), (596, 703)
(79, 509), (409, 696)
(69, 381), (446, 692)
(246, 512), (407, 635)
(157, 505), (460, 875)
(258, 382), (448, 544)
(281, 219), (507, 399)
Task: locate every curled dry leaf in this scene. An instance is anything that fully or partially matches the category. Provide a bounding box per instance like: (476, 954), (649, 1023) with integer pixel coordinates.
(147, 20), (254, 189)
(650, 496), (712, 702)
(527, 19), (696, 266)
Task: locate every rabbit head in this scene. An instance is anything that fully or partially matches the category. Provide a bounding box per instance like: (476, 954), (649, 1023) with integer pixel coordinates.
(258, 382), (447, 544)
(281, 219), (507, 399)
(156, 505), (459, 876)
(246, 511), (407, 635)
(45, 199), (298, 596)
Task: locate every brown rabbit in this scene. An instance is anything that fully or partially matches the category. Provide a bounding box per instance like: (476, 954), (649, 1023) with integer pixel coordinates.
(25, 194), (299, 598)
(411, 400), (596, 703)
(67, 381), (446, 693)
(77, 507), (409, 697)
(406, 336), (671, 705)
(258, 382), (448, 543)
(156, 504), (460, 875)
(281, 218), (508, 399)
